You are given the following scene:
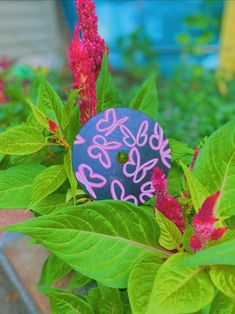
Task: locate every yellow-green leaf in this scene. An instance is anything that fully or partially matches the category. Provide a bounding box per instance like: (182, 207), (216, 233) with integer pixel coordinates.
(39, 286), (93, 314)
(31, 165), (67, 206)
(0, 125), (47, 155)
(180, 161), (209, 211)
(128, 253), (162, 314)
(147, 253), (214, 314)
(210, 265), (235, 298)
(156, 210), (182, 250)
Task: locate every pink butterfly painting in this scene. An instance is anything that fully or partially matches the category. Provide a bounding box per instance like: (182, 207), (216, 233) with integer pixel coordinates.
(75, 164), (107, 199)
(149, 123), (171, 168)
(96, 108), (129, 136)
(123, 147), (159, 183)
(87, 135), (122, 169)
(139, 181), (155, 203)
(110, 179), (138, 205)
(120, 120), (149, 147)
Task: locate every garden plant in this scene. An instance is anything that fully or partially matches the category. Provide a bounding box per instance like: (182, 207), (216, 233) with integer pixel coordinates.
(0, 0), (235, 313)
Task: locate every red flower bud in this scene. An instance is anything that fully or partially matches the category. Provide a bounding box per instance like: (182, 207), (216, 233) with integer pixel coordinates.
(151, 167), (185, 233)
(190, 191), (228, 252)
(189, 146), (199, 171)
(47, 118), (58, 134)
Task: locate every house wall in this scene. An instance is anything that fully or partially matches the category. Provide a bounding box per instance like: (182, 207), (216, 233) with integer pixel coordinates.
(0, 0), (70, 68)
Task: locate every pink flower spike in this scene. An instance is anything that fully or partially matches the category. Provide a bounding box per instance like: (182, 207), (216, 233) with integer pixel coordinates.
(156, 194), (185, 233)
(189, 146), (199, 171)
(151, 167), (186, 233)
(68, 0), (108, 124)
(211, 227), (228, 240)
(190, 191), (227, 252)
(193, 191), (220, 226)
(47, 118), (58, 134)
(190, 235), (203, 252)
(151, 167), (167, 195)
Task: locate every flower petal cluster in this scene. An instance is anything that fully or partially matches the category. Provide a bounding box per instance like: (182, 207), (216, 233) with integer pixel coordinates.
(189, 146), (199, 171)
(151, 167), (185, 233)
(0, 56), (14, 71)
(0, 79), (7, 104)
(76, 0), (107, 79)
(190, 191), (228, 251)
(68, 0), (107, 125)
(47, 118), (58, 134)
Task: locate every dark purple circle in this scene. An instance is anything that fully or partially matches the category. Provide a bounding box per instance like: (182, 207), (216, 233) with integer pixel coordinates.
(72, 108), (171, 205)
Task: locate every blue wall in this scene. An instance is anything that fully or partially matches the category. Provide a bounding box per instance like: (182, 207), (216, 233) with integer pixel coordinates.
(60, 0), (223, 75)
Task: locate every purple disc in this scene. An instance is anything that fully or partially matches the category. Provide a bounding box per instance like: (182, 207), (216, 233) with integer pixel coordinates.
(72, 108), (171, 205)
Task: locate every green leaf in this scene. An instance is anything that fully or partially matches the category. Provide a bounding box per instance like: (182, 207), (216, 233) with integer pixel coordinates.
(0, 164), (44, 209)
(180, 162), (209, 211)
(181, 239), (235, 267)
(7, 200), (163, 288)
(27, 99), (49, 129)
(209, 292), (235, 314)
(147, 253), (214, 314)
(96, 53), (118, 111)
(37, 80), (66, 131)
(169, 139), (194, 164)
(129, 75), (158, 120)
(39, 286), (93, 314)
(10, 147), (47, 166)
(87, 287), (102, 313)
(128, 253), (162, 314)
(182, 224), (194, 253)
(209, 265), (235, 298)
(0, 125), (47, 155)
(0, 153), (5, 163)
(99, 287), (124, 314)
(194, 121), (235, 218)
(66, 106), (81, 146)
(156, 210), (183, 250)
(120, 291), (132, 314)
(31, 165), (67, 206)
(64, 89), (80, 130)
(64, 148), (77, 203)
(66, 189), (87, 203)
(87, 285), (129, 314)
(39, 254), (71, 286)
(167, 164), (183, 196)
(68, 272), (91, 291)
(32, 194), (74, 215)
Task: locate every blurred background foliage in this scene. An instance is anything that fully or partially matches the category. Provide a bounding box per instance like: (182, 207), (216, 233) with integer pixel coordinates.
(1, 0), (235, 145)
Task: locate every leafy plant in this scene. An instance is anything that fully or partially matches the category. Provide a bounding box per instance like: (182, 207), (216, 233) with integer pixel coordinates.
(0, 52), (235, 313)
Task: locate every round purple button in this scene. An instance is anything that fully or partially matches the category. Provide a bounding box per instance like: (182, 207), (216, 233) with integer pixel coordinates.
(72, 108), (171, 204)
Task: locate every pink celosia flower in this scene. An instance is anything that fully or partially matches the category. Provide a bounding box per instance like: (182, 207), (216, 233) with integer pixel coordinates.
(76, 0), (107, 79)
(189, 146), (199, 171)
(190, 235), (203, 251)
(151, 167), (167, 195)
(68, 0), (107, 125)
(151, 167), (185, 233)
(0, 56), (15, 70)
(0, 79), (7, 104)
(190, 191), (228, 252)
(183, 146), (199, 198)
(47, 118), (58, 134)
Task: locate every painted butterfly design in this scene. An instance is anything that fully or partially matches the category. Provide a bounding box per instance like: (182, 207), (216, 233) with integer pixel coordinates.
(123, 147), (159, 184)
(149, 123), (171, 168)
(120, 120), (149, 147)
(87, 135), (122, 169)
(75, 164), (107, 199)
(139, 181), (155, 203)
(96, 108), (129, 136)
(110, 179), (138, 205)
